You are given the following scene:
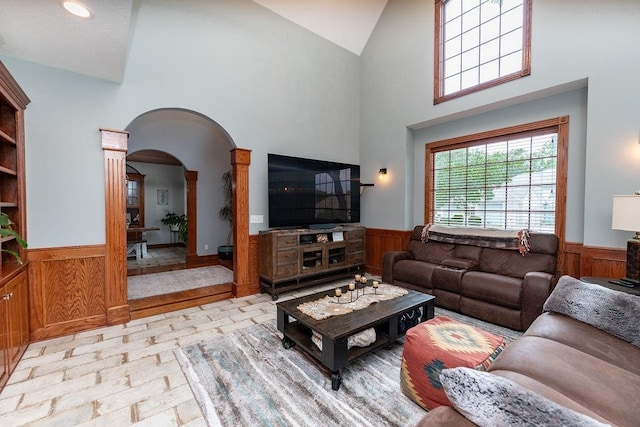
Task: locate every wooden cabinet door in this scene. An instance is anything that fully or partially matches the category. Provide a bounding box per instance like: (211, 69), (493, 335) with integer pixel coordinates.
(5, 271), (28, 373)
(0, 283), (9, 390)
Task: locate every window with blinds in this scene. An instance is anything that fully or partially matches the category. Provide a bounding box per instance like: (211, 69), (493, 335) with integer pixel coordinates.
(425, 118), (569, 235)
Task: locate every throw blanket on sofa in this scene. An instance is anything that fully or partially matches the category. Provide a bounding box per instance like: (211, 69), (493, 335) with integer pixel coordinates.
(544, 275), (640, 347)
(421, 224), (530, 255)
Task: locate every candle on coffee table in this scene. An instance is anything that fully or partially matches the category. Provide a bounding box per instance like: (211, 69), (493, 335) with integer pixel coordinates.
(372, 281), (379, 289)
(348, 282), (355, 291)
(335, 288), (342, 297)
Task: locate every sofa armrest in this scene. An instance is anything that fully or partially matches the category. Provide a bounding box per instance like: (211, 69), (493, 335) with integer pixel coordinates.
(382, 251), (413, 283)
(415, 405), (477, 427)
(521, 271), (554, 329)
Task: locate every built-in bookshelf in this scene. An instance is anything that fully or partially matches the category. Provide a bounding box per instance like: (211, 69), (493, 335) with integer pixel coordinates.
(0, 59), (30, 392)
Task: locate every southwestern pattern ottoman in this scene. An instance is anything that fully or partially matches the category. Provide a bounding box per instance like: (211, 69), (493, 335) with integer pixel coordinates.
(400, 315), (505, 410)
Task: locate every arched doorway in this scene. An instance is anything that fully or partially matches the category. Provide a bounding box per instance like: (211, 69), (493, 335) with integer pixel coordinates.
(100, 109), (251, 323)
(125, 151), (188, 276)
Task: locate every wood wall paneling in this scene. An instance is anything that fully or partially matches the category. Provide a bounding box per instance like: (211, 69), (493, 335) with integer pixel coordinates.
(248, 234), (260, 295)
(101, 129), (130, 326)
(365, 228), (412, 276)
(185, 170), (198, 266)
(28, 245), (107, 340)
(231, 148), (252, 297)
(580, 245), (626, 279)
(361, 228), (626, 283)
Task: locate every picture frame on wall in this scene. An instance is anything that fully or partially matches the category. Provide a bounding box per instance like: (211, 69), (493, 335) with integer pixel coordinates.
(157, 189), (168, 205)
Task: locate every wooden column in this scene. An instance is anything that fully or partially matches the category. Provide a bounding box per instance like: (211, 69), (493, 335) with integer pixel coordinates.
(231, 148), (254, 297)
(185, 170), (198, 266)
(100, 128), (130, 325)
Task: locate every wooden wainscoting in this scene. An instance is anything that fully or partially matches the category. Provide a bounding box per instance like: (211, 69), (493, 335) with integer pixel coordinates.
(248, 234), (260, 295)
(362, 228), (626, 281)
(579, 244), (626, 278)
(29, 245), (107, 340)
(365, 228), (413, 276)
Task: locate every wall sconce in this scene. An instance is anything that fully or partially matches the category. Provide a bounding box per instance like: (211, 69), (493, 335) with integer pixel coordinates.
(378, 168), (387, 176)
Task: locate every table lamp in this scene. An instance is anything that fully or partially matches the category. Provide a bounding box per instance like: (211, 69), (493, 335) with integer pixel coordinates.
(612, 194), (640, 284)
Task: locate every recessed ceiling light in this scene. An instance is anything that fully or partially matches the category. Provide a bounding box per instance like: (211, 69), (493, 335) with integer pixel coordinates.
(61, 1), (93, 19)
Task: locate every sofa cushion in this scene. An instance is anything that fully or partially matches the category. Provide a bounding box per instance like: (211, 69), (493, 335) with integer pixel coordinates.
(440, 367), (608, 427)
(488, 335), (640, 426)
(441, 258), (478, 270)
(525, 312), (640, 376)
(543, 275), (640, 347)
(453, 244), (482, 262)
(392, 259), (438, 289)
(526, 232), (559, 255)
(460, 271), (522, 309)
(408, 240), (455, 264)
(479, 248), (556, 278)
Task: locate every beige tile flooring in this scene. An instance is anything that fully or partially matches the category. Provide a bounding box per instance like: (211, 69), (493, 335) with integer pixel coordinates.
(127, 247), (186, 270)
(0, 282), (338, 426)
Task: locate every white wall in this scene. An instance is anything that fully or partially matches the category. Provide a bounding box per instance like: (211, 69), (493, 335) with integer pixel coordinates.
(1, 0), (360, 249)
(360, 0), (640, 248)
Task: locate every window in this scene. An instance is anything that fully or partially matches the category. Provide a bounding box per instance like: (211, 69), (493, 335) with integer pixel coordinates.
(425, 117), (568, 237)
(434, 0), (532, 104)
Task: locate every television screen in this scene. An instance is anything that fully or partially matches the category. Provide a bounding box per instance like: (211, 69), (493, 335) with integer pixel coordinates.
(268, 153), (360, 228)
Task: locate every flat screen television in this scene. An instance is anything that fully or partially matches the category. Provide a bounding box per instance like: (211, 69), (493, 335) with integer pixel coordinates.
(268, 153), (360, 228)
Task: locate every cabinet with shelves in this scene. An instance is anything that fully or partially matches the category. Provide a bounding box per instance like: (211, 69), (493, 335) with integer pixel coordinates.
(0, 60), (30, 393)
(126, 173), (145, 228)
(259, 226), (365, 300)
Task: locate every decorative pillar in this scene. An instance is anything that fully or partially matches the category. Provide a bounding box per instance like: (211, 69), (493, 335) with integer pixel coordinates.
(100, 128), (130, 325)
(185, 170), (198, 266)
(230, 148), (254, 297)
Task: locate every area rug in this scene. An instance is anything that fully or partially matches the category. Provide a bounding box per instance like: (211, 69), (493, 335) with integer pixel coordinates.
(127, 265), (233, 299)
(175, 311), (523, 427)
(175, 322), (426, 426)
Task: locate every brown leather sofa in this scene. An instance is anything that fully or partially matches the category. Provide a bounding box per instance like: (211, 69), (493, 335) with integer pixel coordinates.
(382, 226), (558, 331)
(416, 309), (640, 426)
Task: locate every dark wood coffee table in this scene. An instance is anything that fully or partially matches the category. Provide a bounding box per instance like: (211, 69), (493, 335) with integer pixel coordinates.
(276, 287), (435, 390)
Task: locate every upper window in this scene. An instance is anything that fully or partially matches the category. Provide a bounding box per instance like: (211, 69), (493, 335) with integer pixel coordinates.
(434, 0), (532, 104)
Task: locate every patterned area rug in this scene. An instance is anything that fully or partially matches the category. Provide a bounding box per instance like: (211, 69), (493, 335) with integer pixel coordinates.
(175, 309), (523, 426)
(175, 322), (425, 427)
(127, 265), (233, 299)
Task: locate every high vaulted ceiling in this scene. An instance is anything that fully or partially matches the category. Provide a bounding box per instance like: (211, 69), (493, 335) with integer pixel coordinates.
(0, 0), (388, 83)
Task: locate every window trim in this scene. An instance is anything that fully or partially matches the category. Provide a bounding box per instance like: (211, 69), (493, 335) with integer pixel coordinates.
(424, 116), (568, 271)
(433, 0), (533, 104)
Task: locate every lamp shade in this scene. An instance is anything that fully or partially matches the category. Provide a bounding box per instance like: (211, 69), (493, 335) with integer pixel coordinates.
(612, 195), (640, 232)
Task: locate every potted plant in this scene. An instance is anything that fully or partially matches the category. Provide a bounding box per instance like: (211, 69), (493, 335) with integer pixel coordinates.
(161, 211), (187, 243)
(217, 170), (233, 260)
(1, 212), (27, 265)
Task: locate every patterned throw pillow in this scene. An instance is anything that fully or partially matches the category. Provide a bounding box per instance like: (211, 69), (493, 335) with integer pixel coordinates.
(440, 367), (608, 427)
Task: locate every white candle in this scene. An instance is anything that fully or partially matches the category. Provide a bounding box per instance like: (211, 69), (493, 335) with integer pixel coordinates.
(361, 277), (367, 284)
(355, 274), (361, 282)
(335, 288), (342, 297)
(348, 282), (355, 291)
(373, 281), (379, 288)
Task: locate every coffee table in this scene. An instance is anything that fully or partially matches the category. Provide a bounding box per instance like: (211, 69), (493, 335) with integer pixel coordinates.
(276, 287), (435, 390)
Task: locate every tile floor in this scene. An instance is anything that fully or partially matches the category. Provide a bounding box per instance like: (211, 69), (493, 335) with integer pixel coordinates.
(0, 282), (338, 427)
(127, 247), (186, 270)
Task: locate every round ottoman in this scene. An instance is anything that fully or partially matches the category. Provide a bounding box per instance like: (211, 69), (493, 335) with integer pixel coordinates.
(400, 315), (505, 410)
